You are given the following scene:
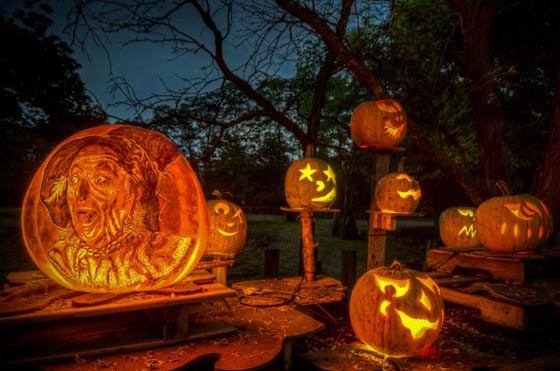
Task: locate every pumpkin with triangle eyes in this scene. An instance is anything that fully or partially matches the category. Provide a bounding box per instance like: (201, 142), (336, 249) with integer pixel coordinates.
(349, 261), (445, 358)
(284, 157), (337, 210)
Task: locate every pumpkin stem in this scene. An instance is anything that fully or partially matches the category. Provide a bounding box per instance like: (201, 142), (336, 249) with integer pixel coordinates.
(388, 260), (401, 270)
(495, 180), (511, 196)
(397, 157), (407, 173)
(211, 190), (233, 200)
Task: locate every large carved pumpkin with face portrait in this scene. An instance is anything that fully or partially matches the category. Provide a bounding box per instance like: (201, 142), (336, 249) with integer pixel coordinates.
(475, 181), (553, 254)
(374, 157), (421, 213)
(351, 99), (407, 149)
(205, 190), (247, 259)
(21, 124), (209, 293)
(349, 261), (444, 358)
(439, 207), (480, 248)
(284, 157), (337, 210)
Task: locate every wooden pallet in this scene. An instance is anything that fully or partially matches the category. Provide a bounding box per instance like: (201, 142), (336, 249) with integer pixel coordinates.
(0, 270), (238, 368)
(427, 247), (560, 283)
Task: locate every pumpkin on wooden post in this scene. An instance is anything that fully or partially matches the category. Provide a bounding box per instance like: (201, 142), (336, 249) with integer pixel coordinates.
(21, 124), (208, 293)
(205, 190), (247, 259)
(439, 207), (480, 248)
(349, 261), (444, 358)
(374, 157), (421, 214)
(351, 99), (407, 149)
(475, 181), (553, 254)
(284, 157), (337, 211)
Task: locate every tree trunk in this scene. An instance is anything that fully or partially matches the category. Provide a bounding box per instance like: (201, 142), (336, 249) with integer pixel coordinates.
(450, 0), (506, 195)
(535, 23), (560, 234)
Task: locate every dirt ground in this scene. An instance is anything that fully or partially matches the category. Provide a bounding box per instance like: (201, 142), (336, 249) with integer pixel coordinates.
(2, 210), (560, 370)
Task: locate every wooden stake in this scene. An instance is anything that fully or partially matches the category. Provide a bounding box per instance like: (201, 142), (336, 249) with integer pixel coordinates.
(367, 152), (391, 269)
(300, 210), (318, 281)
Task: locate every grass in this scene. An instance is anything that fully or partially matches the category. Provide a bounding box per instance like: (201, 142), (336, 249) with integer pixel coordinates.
(0, 208), (438, 287)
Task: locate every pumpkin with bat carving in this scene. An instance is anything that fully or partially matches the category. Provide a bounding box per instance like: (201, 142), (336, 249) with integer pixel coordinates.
(349, 261), (444, 358)
(351, 99), (407, 149)
(374, 157), (421, 213)
(21, 124), (208, 293)
(439, 207), (480, 248)
(475, 181), (553, 254)
(284, 157), (337, 210)
(205, 190), (247, 259)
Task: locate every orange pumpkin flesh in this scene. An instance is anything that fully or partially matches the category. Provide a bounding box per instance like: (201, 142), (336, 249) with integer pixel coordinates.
(349, 261), (444, 358)
(21, 124), (208, 293)
(475, 181), (553, 254)
(206, 191), (247, 259)
(284, 157), (337, 210)
(439, 207), (480, 248)
(374, 158), (421, 214)
(351, 99), (407, 149)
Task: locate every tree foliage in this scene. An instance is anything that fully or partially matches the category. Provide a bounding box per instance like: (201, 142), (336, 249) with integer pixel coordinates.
(0, 1), (106, 205)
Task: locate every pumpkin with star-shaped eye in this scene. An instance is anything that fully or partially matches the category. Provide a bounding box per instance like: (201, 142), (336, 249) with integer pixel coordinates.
(439, 207), (480, 248)
(349, 261), (445, 358)
(21, 124), (208, 293)
(374, 157), (421, 214)
(205, 190), (247, 259)
(351, 99), (407, 149)
(284, 157), (337, 210)
(475, 181), (553, 254)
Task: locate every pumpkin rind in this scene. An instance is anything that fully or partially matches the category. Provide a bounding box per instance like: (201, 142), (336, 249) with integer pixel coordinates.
(21, 124), (208, 293)
(475, 193), (552, 253)
(284, 157), (337, 210)
(206, 197), (247, 259)
(349, 261), (444, 357)
(351, 99), (407, 149)
(439, 207), (480, 248)
(374, 174), (421, 214)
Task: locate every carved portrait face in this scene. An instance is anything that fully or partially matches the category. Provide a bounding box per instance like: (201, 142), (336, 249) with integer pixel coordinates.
(66, 145), (139, 250)
(22, 125), (208, 293)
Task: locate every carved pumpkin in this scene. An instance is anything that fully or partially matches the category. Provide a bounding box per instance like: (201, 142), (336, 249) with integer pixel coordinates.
(21, 124), (208, 293)
(350, 99), (407, 149)
(284, 157), (337, 210)
(349, 261), (444, 358)
(439, 207), (480, 248)
(374, 157), (421, 213)
(475, 181), (553, 254)
(205, 190), (247, 259)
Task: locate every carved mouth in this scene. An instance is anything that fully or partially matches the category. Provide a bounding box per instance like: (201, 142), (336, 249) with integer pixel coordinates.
(75, 208), (100, 239)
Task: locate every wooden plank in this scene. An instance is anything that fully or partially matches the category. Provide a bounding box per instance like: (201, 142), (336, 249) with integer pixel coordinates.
(427, 249), (528, 282)
(0, 283), (236, 325)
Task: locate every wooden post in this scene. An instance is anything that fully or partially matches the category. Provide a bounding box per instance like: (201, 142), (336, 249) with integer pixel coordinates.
(341, 248), (357, 291)
(367, 152), (391, 269)
(300, 210), (318, 281)
(212, 266), (227, 285)
(264, 249), (280, 278)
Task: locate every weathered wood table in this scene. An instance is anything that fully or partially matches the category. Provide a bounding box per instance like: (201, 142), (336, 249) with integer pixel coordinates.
(0, 271), (326, 370)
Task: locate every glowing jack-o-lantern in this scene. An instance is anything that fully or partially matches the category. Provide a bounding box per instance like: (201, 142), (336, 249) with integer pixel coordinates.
(205, 190), (247, 259)
(475, 181), (553, 254)
(21, 124), (208, 293)
(284, 157), (337, 210)
(349, 261), (444, 358)
(374, 158), (421, 213)
(439, 207), (480, 248)
(350, 99), (407, 149)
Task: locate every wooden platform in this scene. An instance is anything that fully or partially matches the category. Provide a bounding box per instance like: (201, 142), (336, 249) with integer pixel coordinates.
(0, 270), (239, 368)
(231, 276), (346, 307)
(427, 247), (560, 283)
(426, 248), (560, 331)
